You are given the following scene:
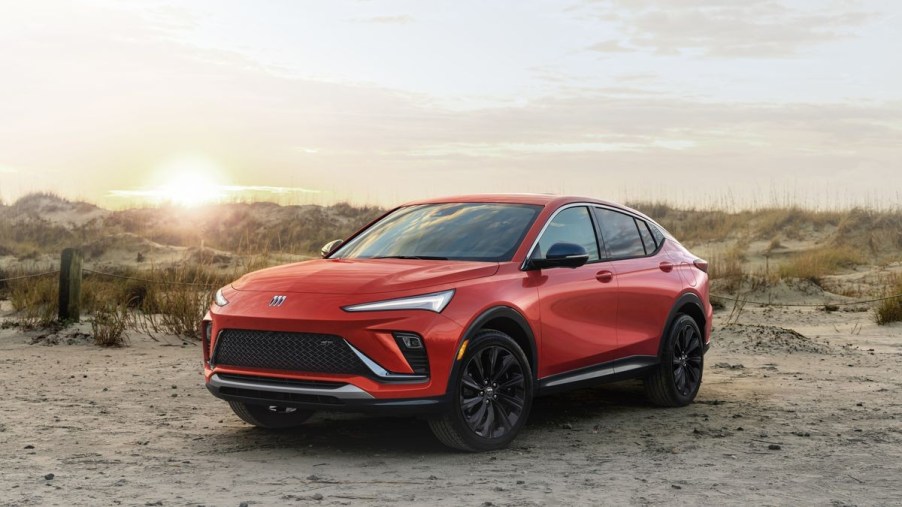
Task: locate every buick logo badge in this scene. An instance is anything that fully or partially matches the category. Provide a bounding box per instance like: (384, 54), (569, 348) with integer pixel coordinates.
(269, 295), (287, 307)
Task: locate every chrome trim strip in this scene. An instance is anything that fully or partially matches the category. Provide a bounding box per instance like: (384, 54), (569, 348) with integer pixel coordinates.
(521, 201), (668, 270)
(209, 374), (374, 400)
(344, 340), (429, 381)
(521, 202), (601, 270)
(543, 366), (616, 388)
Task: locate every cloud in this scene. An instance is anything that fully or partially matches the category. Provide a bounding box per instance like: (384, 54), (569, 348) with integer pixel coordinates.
(580, 0), (875, 57)
(0, 1), (899, 209)
(587, 40), (634, 53)
(353, 15), (413, 24)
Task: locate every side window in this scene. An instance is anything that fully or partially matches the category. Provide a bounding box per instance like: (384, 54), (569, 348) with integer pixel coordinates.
(636, 218), (656, 254)
(594, 208), (646, 259)
(650, 224), (666, 246)
(534, 206), (600, 261)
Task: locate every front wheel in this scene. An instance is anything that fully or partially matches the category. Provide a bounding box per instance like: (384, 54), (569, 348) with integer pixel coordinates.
(228, 401), (314, 429)
(644, 314), (704, 407)
(429, 330), (534, 452)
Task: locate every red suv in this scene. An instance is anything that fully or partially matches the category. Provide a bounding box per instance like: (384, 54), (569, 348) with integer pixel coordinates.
(202, 194), (711, 451)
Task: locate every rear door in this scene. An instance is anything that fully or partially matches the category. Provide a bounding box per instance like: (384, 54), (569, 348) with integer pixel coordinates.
(593, 207), (683, 357)
(529, 205), (620, 377)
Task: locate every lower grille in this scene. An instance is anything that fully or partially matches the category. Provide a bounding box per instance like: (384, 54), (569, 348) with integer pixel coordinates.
(216, 373), (347, 389)
(213, 329), (369, 375)
(218, 386), (343, 405)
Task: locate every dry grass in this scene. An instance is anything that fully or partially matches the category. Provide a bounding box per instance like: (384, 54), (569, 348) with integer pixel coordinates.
(91, 302), (130, 347)
(1, 193), (383, 261)
(136, 264), (224, 339)
(3, 194), (902, 341)
(777, 246), (864, 285)
(875, 276), (902, 326)
(2, 260), (262, 340)
(7, 273), (58, 328)
(708, 243), (746, 292)
(631, 202), (898, 256)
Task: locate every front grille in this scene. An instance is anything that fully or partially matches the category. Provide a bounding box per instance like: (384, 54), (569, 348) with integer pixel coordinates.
(213, 329), (369, 375)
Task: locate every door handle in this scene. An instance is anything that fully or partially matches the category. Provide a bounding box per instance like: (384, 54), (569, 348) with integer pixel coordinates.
(595, 270), (614, 283)
(659, 261), (674, 273)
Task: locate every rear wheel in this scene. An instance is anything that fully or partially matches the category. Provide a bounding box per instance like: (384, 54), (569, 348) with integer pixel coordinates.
(645, 314), (704, 407)
(228, 401), (315, 429)
(429, 330), (533, 452)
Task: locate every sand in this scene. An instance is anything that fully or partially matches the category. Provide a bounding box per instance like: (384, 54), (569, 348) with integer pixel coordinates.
(1, 304), (901, 506)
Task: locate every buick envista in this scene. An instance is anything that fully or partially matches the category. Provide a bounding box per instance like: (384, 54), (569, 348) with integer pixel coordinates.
(202, 194), (712, 451)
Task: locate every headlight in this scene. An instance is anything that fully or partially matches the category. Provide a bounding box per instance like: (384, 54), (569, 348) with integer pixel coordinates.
(213, 288), (229, 307)
(342, 289), (454, 313)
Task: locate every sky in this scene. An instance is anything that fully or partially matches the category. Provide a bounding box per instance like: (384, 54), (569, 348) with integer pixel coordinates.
(0, 0), (900, 209)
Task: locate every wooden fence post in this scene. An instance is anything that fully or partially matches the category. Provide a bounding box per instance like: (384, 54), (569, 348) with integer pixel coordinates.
(58, 248), (83, 322)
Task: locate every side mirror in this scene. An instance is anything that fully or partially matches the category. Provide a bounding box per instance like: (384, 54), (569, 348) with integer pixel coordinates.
(527, 242), (589, 270)
(321, 239), (343, 258)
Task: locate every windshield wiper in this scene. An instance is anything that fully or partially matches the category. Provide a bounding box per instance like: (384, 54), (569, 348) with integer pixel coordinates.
(372, 255), (449, 260)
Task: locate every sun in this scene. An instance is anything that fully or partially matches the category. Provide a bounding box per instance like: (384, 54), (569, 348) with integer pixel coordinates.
(153, 156), (226, 207)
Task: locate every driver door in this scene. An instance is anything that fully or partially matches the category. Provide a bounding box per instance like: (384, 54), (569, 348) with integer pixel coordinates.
(529, 206), (620, 378)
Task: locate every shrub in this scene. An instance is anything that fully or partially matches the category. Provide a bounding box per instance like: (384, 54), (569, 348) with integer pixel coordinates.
(91, 302), (130, 347)
(135, 263), (229, 339)
(708, 243), (746, 292)
(8, 274), (58, 328)
(875, 277), (902, 326)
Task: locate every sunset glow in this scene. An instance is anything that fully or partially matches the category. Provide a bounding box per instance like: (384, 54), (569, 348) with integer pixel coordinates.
(109, 157), (226, 207)
(0, 1), (899, 209)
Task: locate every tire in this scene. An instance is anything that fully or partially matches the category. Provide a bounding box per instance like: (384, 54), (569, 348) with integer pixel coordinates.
(429, 329), (534, 452)
(228, 401), (315, 429)
(645, 314), (704, 407)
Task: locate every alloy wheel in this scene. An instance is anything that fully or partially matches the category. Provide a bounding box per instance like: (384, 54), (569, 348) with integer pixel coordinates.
(672, 322), (703, 396)
(459, 345), (527, 439)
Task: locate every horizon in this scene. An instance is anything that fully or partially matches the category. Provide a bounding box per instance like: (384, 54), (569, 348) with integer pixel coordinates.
(6, 188), (902, 214)
(1, 1), (900, 210)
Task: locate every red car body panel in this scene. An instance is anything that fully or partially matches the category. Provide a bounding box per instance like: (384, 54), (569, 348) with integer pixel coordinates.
(203, 194), (712, 406)
(531, 260), (620, 376)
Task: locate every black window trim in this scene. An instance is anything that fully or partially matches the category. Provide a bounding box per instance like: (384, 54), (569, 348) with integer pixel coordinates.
(592, 205), (666, 262)
(520, 203), (606, 271)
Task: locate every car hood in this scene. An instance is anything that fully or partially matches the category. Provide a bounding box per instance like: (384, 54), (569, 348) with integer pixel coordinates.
(231, 258), (499, 295)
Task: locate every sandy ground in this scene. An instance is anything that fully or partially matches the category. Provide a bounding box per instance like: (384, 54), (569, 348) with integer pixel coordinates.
(1, 306), (901, 507)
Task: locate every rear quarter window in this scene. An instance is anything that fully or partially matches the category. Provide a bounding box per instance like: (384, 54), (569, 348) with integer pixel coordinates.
(636, 219), (657, 254)
(650, 223), (666, 246)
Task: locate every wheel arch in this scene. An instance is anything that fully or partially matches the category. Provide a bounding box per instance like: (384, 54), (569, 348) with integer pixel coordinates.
(447, 306), (538, 395)
(657, 292), (707, 358)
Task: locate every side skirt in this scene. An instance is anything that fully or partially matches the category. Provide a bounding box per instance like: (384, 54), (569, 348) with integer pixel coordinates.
(536, 355), (659, 396)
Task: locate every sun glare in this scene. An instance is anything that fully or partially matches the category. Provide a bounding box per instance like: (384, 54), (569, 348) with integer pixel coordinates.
(146, 156), (226, 207)
(159, 171), (223, 207)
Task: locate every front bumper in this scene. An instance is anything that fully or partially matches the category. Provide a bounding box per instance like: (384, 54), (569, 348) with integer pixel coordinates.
(203, 289), (467, 404)
(206, 373), (448, 415)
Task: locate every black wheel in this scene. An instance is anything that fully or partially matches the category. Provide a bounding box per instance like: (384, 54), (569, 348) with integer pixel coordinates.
(228, 401), (315, 429)
(429, 330), (533, 452)
(645, 314), (704, 407)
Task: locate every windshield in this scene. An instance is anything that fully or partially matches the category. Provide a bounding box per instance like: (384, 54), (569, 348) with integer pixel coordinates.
(333, 203), (542, 262)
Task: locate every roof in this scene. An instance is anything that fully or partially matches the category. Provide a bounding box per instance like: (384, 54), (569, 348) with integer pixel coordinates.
(402, 193), (619, 208)
(398, 193), (666, 234)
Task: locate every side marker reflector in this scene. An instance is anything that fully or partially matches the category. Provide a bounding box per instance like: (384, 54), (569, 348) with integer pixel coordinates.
(457, 340), (469, 361)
